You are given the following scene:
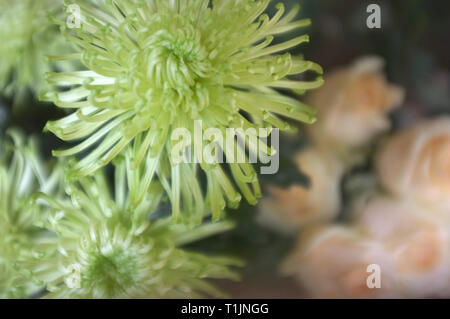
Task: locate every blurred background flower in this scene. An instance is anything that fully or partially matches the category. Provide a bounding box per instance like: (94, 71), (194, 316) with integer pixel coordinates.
(0, 0), (72, 108)
(281, 193), (450, 298)
(353, 196), (450, 297)
(277, 115), (450, 298)
(259, 55), (404, 233)
(0, 130), (64, 298)
(259, 147), (344, 232)
(376, 117), (450, 210)
(307, 56), (404, 156)
(282, 225), (399, 298)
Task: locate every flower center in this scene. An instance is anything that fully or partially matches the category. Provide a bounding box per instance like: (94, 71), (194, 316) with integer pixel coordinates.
(81, 245), (139, 297)
(144, 27), (211, 88)
(128, 17), (219, 118)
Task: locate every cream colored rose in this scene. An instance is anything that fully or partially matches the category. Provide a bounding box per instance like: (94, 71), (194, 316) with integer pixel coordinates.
(376, 117), (450, 207)
(307, 56), (404, 150)
(283, 196), (450, 298)
(354, 197), (450, 297)
(282, 225), (398, 298)
(258, 147), (344, 232)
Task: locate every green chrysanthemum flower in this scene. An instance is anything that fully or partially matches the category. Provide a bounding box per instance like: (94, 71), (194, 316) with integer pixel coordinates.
(43, 0), (323, 220)
(26, 158), (240, 298)
(0, 130), (63, 298)
(0, 0), (70, 103)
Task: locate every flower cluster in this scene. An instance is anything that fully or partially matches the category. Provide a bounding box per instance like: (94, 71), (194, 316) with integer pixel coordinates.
(260, 56), (404, 231)
(0, 131), (240, 299)
(282, 117), (450, 298)
(0, 0), (324, 298)
(25, 157), (240, 298)
(42, 0), (322, 220)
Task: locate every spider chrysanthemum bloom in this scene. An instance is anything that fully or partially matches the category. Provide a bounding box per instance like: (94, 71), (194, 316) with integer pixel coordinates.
(44, 0), (323, 220)
(26, 158), (240, 298)
(0, 0), (70, 103)
(0, 130), (63, 298)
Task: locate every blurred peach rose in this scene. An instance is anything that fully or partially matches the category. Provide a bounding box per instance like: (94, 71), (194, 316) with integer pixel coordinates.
(258, 56), (405, 232)
(307, 56), (404, 152)
(376, 117), (450, 208)
(282, 225), (399, 298)
(283, 196), (450, 298)
(353, 196), (450, 297)
(258, 147), (344, 232)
